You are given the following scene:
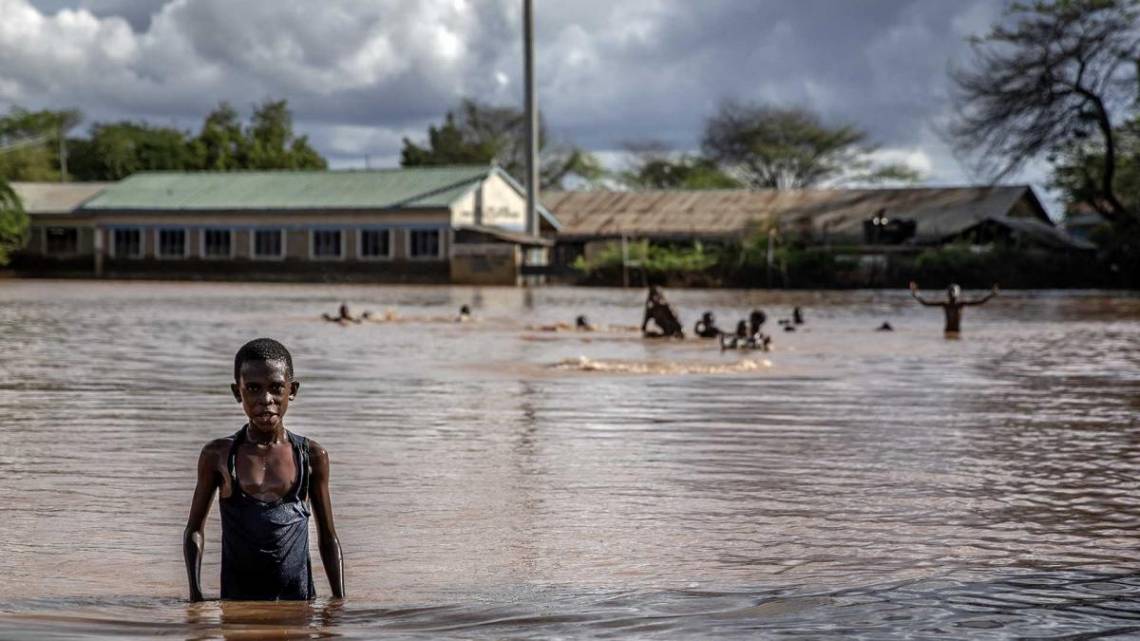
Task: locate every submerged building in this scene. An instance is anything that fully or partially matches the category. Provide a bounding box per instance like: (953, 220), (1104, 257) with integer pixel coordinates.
(13, 166), (557, 284)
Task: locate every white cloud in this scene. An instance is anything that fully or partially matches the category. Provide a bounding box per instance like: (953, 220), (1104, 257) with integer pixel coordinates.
(4, 0), (1063, 208)
(867, 147), (934, 177)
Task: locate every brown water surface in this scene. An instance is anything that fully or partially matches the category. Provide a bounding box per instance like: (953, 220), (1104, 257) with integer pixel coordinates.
(1, 281), (1139, 639)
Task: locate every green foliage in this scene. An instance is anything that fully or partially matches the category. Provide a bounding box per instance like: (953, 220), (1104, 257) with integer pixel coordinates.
(620, 155), (742, 189)
(571, 240), (721, 286)
(69, 122), (197, 180)
(401, 111), (499, 167)
(401, 98), (603, 189)
(1052, 115), (1140, 216)
(904, 245), (1107, 288)
(191, 103), (248, 171)
(187, 100), (327, 172)
(242, 100), (327, 170)
(700, 100), (920, 189)
(574, 239), (718, 274)
(0, 106), (82, 181)
(5, 101), (327, 181)
(0, 177), (28, 266)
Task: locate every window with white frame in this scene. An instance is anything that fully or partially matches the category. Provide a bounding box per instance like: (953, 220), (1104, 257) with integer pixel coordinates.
(311, 229), (343, 259)
(112, 228), (143, 259)
(408, 229), (441, 258)
(157, 229), (187, 258)
(253, 229), (284, 259)
(44, 227), (79, 255)
(358, 229), (391, 259)
(201, 229), (232, 258)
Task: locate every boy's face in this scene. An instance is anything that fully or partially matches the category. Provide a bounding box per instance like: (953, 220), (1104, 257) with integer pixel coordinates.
(230, 359), (299, 434)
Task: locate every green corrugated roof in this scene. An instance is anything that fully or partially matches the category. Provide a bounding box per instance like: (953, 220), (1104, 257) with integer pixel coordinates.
(81, 166), (491, 211)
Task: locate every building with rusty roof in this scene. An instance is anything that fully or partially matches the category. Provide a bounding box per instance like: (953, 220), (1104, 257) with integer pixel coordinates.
(544, 185), (1092, 267)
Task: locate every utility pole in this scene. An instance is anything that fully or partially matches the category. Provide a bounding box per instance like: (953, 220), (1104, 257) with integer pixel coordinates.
(523, 0), (539, 238)
(58, 124), (68, 182)
(766, 228), (776, 288)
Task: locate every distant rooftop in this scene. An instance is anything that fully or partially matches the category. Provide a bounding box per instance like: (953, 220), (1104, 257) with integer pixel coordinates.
(545, 186), (1051, 244)
(80, 166), (494, 211)
(11, 182), (110, 214)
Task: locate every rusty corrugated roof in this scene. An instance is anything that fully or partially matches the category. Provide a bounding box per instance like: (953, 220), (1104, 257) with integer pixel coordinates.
(545, 186), (1048, 243)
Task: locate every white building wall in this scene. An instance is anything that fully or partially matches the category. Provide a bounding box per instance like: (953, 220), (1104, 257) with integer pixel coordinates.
(451, 173), (528, 231)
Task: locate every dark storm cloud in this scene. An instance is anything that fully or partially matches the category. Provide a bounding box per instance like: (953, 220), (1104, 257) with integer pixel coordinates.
(3, 0), (1016, 187)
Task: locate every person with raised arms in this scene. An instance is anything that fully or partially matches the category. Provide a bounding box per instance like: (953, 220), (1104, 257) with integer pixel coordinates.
(910, 281), (999, 335)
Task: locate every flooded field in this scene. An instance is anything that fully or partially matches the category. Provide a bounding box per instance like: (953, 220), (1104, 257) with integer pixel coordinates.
(0, 280), (1138, 639)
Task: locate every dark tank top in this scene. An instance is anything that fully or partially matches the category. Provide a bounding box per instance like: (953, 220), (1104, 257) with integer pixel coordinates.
(220, 426), (315, 601)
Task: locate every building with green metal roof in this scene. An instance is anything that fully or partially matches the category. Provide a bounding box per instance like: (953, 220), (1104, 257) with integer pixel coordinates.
(17, 165), (559, 284)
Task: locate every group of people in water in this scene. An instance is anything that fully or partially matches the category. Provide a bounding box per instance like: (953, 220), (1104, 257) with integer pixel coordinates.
(322, 302), (473, 325)
(322, 280), (1000, 343)
(642, 285), (803, 351)
(640, 280), (999, 344)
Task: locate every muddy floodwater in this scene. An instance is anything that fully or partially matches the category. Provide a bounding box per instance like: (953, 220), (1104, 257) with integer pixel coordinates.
(1, 280), (1139, 640)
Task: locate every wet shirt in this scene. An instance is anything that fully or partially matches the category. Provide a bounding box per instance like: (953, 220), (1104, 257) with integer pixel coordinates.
(219, 427), (315, 601)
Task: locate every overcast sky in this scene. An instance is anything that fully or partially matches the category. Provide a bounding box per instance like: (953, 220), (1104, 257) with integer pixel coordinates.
(2, 0), (1057, 208)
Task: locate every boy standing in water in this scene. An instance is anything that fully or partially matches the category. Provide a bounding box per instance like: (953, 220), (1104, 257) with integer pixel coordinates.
(184, 338), (345, 601)
(909, 281), (999, 335)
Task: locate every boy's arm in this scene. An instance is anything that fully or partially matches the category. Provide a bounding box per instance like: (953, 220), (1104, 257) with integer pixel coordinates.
(308, 440), (346, 599)
(184, 444), (220, 602)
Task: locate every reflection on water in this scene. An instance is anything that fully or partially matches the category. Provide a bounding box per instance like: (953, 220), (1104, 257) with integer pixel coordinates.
(0, 281), (1138, 639)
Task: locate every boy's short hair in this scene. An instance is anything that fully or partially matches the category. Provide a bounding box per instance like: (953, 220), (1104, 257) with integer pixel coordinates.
(234, 338), (294, 382)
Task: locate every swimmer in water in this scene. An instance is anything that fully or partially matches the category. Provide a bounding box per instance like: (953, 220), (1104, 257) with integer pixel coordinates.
(533, 315), (597, 332)
(910, 281), (999, 335)
(184, 338), (345, 602)
(748, 310), (774, 348)
(876, 321), (894, 331)
(457, 305), (472, 322)
(322, 302), (361, 324)
(720, 319), (770, 351)
(720, 320), (748, 350)
(694, 311), (722, 338)
(748, 309), (767, 336)
(641, 286), (684, 339)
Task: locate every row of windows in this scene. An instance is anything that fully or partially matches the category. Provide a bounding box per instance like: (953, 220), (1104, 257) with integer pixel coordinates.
(85, 228), (443, 260)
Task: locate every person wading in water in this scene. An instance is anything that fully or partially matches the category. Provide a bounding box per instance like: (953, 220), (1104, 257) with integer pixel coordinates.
(909, 281), (999, 336)
(641, 286), (685, 338)
(184, 338), (345, 601)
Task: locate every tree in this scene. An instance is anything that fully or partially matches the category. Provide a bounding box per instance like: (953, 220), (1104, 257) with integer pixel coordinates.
(68, 122), (196, 180)
(950, 0), (1140, 223)
(244, 100), (326, 170)
(619, 141), (741, 189)
(0, 177), (28, 266)
(401, 98), (604, 189)
(1053, 114), (1140, 283)
(701, 100), (918, 189)
(191, 103), (248, 171)
(1053, 114), (1140, 214)
(188, 100), (326, 171)
(0, 107), (82, 181)
(400, 111), (498, 167)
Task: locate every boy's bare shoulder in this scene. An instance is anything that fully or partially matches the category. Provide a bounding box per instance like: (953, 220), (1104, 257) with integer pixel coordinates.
(305, 437), (330, 461)
(199, 436), (234, 462)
